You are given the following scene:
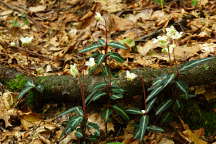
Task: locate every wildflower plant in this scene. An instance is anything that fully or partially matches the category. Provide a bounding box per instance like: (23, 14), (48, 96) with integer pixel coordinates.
(79, 12), (129, 134)
(153, 25), (183, 63)
(57, 12), (129, 143)
(58, 64), (100, 143)
(123, 26), (216, 142)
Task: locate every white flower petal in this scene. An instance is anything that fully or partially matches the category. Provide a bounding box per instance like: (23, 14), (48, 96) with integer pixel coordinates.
(85, 57), (96, 68)
(126, 70), (137, 81)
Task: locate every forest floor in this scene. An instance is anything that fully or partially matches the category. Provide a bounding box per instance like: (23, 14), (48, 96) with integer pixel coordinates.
(0, 0), (216, 143)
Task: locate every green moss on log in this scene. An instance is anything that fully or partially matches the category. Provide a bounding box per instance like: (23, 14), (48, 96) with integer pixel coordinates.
(6, 74), (28, 91)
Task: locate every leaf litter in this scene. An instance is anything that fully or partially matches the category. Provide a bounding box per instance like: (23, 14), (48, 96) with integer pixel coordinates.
(0, 0), (216, 143)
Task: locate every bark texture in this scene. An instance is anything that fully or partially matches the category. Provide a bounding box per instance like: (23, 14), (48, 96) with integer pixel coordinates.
(0, 58), (216, 105)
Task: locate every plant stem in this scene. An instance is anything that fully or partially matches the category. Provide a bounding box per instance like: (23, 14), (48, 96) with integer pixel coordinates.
(78, 71), (87, 142)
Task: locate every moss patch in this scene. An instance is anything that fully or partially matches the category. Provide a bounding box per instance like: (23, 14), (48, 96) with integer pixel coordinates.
(6, 74), (28, 91)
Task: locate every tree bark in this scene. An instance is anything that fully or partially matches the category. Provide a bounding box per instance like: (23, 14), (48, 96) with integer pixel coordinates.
(0, 58), (216, 105)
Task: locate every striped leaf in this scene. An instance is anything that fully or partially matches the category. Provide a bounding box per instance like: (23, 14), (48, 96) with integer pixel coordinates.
(148, 78), (163, 91)
(146, 85), (163, 103)
(108, 41), (127, 49)
(35, 84), (44, 93)
(18, 86), (34, 99)
(112, 88), (125, 94)
(57, 106), (83, 117)
(18, 80), (36, 99)
(112, 105), (129, 121)
(155, 99), (173, 115)
(126, 108), (142, 115)
(108, 52), (125, 63)
(102, 108), (112, 122)
(180, 56), (215, 72)
(161, 73), (175, 89)
(87, 122), (100, 137)
(87, 122), (99, 130)
(62, 116), (83, 136)
(85, 90), (97, 105)
(134, 115), (149, 140)
(96, 54), (106, 65)
(110, 94), (124, 100)
(92, 92), (107, 101)
(146, 74), (175, 103)
(176, 80), (189, 98)
(75, 129), (83, 138)
(79, 43), (103, 53)
(93, 82), (107, 90)
(102, 65), (110, 76)
(98, 39), (106, 46)
(146, 98), (157, 112)
(147, 125), (164, 132)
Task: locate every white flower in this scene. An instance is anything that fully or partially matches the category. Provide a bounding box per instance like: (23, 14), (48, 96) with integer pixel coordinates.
(153, 35), (169, 47)
(166, 26), (183, 39)
(20, 36), (33, 45)
(85, 57), (96, 68)
(95, 12), (104, 22)
(10, 42), (16, 46)
(141, 110), (147, 114)
(70, 64), (79, 77)
(126, 70), (137, 81)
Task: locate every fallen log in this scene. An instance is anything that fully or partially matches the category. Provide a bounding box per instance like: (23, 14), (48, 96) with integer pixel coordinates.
(0, 58), (216, 106)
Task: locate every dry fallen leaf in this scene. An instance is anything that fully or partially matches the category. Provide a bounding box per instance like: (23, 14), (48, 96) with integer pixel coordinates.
(29, 5), (46, 13)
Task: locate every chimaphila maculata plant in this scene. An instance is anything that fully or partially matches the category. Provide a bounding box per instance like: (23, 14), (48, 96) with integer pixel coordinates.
(56, 12), (130, 143)
(56, 64), (100, 144)
(81, 12), (131, 135)
(125, 25), (216, 142)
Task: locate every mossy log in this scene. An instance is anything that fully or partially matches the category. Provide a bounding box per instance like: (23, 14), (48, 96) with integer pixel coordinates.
(0, 59), (216, 105)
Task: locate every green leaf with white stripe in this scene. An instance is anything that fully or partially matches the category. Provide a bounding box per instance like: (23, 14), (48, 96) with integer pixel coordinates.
(96, 54), (106, 65)
(146, 85), (163, 103)
(98, 39), (106, 46)
(35, 84), (44, 93)
(176, 80), (189, 98)
(85, 90), (98, 105)
(146, 98), (157, 112)
(112, 105), (129, 121)
(108, 52), (125, 63)
(147, 125), (164, 132)
(102, 108), (112, 122)
(180, 56), (215, 72)
(79, 43), (103, 53)
(57, 106), (83, 118)
(93, 82), (107, 90)
(110, 94), (123, 100)
(87, 122), (100, 137)
(112, 88), (125, 94)
(126, 108), (142, 115)
(161, 74), (175, 88)
(102, 65), (110, 76)
(134, 115), (149, 140)
(87, 122), (100, 130)
(155, 99), (173, 115)
(75, 129), (83, 139)
(148, 78), (163, 91)
(108, 41), (127, 49)
(18, 85), (34, 99)
(62, 116), (83, 136)
(146, 74), (175, 103)
(92, 92), (107, 101)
